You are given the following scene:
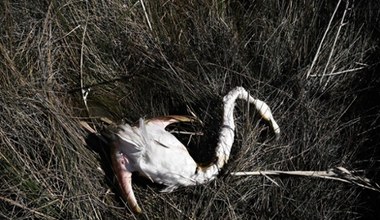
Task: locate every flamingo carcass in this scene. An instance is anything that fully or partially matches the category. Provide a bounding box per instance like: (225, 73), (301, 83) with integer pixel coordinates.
(106, 87), (280, 213)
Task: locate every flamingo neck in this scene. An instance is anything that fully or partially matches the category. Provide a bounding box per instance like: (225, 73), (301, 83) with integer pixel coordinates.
(194, 87), (279, 183)
(193, 87), (249, 183)
(214, 87), (250, 169)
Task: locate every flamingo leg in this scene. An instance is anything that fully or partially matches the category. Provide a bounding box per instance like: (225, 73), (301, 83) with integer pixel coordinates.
(112, 151), (142, 214)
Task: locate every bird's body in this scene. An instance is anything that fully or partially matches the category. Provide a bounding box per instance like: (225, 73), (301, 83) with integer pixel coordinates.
(108, 87), (280, 213)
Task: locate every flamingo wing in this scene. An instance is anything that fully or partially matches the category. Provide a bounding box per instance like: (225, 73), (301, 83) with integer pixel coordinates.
(143, 115), (196, 152)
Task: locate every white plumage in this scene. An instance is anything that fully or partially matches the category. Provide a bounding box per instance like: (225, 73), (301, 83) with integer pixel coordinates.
(109, 87), (280, 213)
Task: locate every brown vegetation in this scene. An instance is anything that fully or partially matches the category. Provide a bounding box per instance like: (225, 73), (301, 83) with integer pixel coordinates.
(1, 0), (379, 219)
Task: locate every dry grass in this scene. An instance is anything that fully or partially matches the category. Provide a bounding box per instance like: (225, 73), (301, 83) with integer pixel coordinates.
(1, 0), (380, 219)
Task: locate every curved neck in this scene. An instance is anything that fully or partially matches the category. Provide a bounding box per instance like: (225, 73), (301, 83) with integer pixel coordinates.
(195, 87), (279, 182)
(215, 87), (251, 168)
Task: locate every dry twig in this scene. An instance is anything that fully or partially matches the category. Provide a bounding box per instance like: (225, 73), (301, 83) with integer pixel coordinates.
(231, 167), (380, 192)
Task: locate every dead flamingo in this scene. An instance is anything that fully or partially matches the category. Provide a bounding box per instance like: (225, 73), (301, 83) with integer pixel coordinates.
(100, 87), (280, 213)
